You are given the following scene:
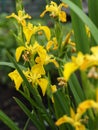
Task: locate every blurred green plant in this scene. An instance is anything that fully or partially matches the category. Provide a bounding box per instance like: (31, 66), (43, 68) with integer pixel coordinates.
(0, 13), (17, 85)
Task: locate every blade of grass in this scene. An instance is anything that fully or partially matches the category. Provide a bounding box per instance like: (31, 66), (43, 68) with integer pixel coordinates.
(53, 88), (72, 130)
(0, 62), (15, 68)
(62, 0), (98, 46)
(23, 118), (30, 130)
(14, 97), (46, 130)
(80, 71), (95, 99)
(0, 110), (20, 130)
(53, 89), (70, 116)
(68, 73), (85, 105)
(19, 90), (39, 108)
(0, 61), (26, 70)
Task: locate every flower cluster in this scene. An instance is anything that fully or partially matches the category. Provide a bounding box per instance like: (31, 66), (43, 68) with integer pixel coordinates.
(7, 9), (60, 96)
(4, 1), (98, 130)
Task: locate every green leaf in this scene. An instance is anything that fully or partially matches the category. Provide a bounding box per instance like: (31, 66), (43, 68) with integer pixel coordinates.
(88, 0), (98, 45)
(0, 61), (26, 70)
(62, 0), (98, 45)
(68, 73), (85, 105)
(69, 0), (90, 53)
(53, 89), (70, 116)
(88, 0), (98, 28)
(0, 110), (20, 130)
(93, 114), (98, 130)
(0, 62), (15, 68)
(80, 71), (95, 99)
(14, 97), (45, 130)
(19, 90), (41, 109)
(53, 88), (72, 130)
(16, 0), (23, 12)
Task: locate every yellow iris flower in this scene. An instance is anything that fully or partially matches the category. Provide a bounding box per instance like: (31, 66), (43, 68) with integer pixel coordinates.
(24, 64), (48, 96)
(63, 52), (84, 81)
(64, 46), (98, 82)
(7, 10), (51, 43)
(40, 1), (68, 22)
(46, 37), (58, 51)
(8, 64), (48, 96)
(15, 41), (58, 68)
(37, 78), (48, 96)
(55, 100), (98, 130)
(22, 21), (51, 44)
(6, 10), (31, 24)
(35, 44), (59, 67)
(62, 30), (76, 47)
(15, 41), (39, 62)
(8, 70), (23, 90)
(81, 46), (98, 70)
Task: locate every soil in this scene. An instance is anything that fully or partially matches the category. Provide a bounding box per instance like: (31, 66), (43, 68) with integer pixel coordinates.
(0, 85), (37, 130)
